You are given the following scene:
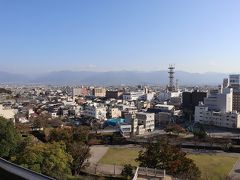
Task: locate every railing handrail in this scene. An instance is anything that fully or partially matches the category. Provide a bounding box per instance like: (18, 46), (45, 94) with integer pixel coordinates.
(0, 157), (55, 180)
(134, 166), (166, 179)
(132, 166), (139, 180)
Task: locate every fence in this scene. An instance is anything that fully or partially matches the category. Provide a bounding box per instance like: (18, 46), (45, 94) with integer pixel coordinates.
(132, 166), (166, 179)
(85, 163), (124, 176)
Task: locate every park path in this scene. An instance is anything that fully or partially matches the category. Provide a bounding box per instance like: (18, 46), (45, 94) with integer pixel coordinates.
(88, 145), (109, 165)
(229, 159), (240, 180)
(86, 145), (124, 175)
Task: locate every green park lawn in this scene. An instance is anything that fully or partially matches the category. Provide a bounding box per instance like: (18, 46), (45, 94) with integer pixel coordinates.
(99, 147), (140, 167)
(187, 154), (238, 180)
(99, 147), (238, 180)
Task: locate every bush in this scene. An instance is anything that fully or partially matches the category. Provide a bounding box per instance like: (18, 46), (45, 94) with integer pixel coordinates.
(121, 164), (134, 179)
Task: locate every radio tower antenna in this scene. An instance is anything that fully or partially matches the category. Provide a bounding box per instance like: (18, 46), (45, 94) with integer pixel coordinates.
(168, 65), (175, 92)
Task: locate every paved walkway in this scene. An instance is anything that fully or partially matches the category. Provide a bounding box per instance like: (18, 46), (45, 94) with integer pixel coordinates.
(229, 159), (240, 180)
(88, 145), (109, 165)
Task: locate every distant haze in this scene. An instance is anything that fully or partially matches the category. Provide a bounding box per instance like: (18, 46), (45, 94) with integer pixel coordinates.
(0, 70), (227, 86)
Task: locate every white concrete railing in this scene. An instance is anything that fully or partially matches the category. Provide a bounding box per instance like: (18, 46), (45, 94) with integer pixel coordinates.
(132, 167), (139, 180)
(133, 166), (166, 179)
(0, 157), (55, 180)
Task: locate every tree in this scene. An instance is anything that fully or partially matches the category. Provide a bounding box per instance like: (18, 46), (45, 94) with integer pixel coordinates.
(165, 123), (186, 135)
(68, 142), (91, 175)
(49, 126), (90, 145)
(0, 117), (22, 158)
(72, 126), (90, 143)
(121, 164), (134, 179)
(136, 138), (201, 180)
(48, 126), (91, 175)
(193, 125), (207, 139)
(15, 142), (72, 179)
(49, 128), (73, 143)
(32, 113), (51, 129)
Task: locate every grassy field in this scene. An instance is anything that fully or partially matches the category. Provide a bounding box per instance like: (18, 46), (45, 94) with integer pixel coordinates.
(99, 148), (140, 166)
(99, 147), (239, 180)
(187, 154), (238, 180)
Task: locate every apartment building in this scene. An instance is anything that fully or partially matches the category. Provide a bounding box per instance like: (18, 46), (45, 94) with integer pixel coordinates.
(229, 74), (240, 112)
(83, 103), (107, 120)
(195, 104), (240, 128)
(0, 104), (16, 122)
(136, 112), (155, 132)
(194, 88), (240, 128)
(93, 87), (106, 97)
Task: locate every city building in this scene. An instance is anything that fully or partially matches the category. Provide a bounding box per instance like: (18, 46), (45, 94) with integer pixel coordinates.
(0, 104), (16, 122)
(72, 87), (88, 97)
(204, 88), (233, 113)
(182, 90), (207, 115)
(136, 112), (155, 132)
(155, 112), (172, 127)
(194, 88), (240, 128)
(223, 78), (229, 88)
(93, 87), (106, 97)
(108, 107), (122, 118)
(195, 103), (240, 128)
(83, 103), (107, 120)
(106, 90), (123, 99)
(122, 91), (145, 101)
(229, 74), (240, 112)
(229, 75), (240, 92)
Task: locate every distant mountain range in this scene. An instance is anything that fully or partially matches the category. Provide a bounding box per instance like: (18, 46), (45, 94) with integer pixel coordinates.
(0, 70), (228, 86)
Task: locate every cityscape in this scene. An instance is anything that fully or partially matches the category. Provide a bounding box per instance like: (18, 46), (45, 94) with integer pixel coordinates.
(1, 1), (240, 180)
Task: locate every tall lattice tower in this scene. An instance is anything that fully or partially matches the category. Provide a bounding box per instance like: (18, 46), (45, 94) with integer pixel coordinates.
(168, 65), (175, 92)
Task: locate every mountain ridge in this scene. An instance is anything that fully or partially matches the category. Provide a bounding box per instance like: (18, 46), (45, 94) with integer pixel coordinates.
(0, 70), (228, 85)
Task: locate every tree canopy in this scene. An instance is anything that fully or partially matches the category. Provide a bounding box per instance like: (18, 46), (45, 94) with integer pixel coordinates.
(14, 142), (72, 179)
(164, 123), (186, 135)
(136, 138), (201, 180)
(48, 126), (91, 175)
(0, 117), (22, 158)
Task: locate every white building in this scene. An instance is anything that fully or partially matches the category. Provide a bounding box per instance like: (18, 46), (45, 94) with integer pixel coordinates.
(83, 103), (107, 120)
(204, 88), (233, 113)
(119, 124), (132, 137)
(141, 92), (155, 101)
(125, 112), (138, 134)
(194, 88), (240, 128)
(158, 91), (181, 102)
(154, 104), (175, 112)
(0, 104), (16, 122)
(136, 112), (155, 132)
(124, 112), (155, 135)
(123, 91), (145, 101)
(195, 104), (240, 128)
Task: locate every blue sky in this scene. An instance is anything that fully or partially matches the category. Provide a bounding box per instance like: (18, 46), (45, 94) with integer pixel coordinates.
(0, 0), (240, 73)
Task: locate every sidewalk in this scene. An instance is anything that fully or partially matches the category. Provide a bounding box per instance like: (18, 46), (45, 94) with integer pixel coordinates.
(229, 159), (240, 180)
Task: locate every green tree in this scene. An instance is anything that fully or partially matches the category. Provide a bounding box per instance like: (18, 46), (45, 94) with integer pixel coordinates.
(48, 126), (90, 144)
(15, 142), (72, 179)
(0, 117), (22, 158)
(49, 128), (73, 143)
(136, 138), (201, 180)
(32, 113), (51, 129)
(165, 123), (186, 135)
(193, 125), (207, 139)
(72, 126), (90, 143)
(68, 142), (91, 175)
(121, 164), (134, 179)
(48, 126), (91, 175)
